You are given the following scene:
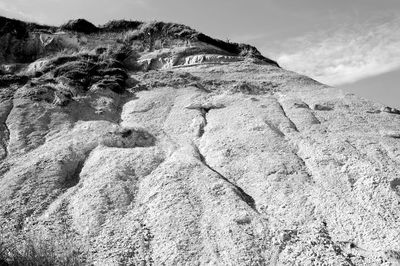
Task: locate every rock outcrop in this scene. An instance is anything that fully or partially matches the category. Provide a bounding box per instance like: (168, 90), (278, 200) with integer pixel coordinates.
(0, 16), (400, 265)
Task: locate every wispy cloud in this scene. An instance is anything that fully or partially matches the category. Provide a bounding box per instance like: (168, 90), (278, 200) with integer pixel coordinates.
(276, 15), (400, 86)
(0, 1), (42, 22)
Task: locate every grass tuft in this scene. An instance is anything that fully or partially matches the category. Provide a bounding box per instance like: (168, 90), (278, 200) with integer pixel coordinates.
(0, 229), (86, 266)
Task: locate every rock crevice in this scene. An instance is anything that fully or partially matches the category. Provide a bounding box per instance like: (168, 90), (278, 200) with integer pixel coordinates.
(193, 144), (257, 211)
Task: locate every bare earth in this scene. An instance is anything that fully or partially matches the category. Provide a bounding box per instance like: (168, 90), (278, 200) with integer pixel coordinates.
(0, 17), (400, 265)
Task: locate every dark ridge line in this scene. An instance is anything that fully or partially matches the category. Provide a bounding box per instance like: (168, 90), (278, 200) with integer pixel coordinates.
(193, 145), (258, 211)
(292, 149), (314, 183)
(264, 119), (285, 138)
(196, 33), (279, 66)
(0, 16), (280, 67)
(276, 100), (299, 133)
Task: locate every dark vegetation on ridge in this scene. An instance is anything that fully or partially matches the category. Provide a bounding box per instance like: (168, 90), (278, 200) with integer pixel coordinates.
(0, 15), (279, 121)
(0, 16), (279, 67)
(18, 46), (132, 107)
(0, 16), (54, 38)
(102, 20), (143, 32)
(60, 18), (99, 34)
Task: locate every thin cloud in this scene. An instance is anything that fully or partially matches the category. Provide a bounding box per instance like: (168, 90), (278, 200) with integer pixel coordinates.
(0, 1), (43, 22)
(276, 15), (400, 86)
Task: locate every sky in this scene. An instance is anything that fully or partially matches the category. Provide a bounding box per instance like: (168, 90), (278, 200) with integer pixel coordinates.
(1, 0), (400, 107)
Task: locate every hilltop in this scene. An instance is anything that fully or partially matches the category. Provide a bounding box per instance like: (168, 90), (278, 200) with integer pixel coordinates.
(0, 16), (399, 265)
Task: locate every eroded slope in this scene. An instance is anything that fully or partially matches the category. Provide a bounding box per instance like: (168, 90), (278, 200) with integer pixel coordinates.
(0, 17), (399, 266)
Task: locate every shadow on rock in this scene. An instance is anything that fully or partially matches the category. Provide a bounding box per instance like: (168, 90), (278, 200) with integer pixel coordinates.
(99, 127), (157, 148)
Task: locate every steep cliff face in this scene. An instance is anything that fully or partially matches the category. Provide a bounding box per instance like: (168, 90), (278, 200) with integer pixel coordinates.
(0, 17), (400, 265)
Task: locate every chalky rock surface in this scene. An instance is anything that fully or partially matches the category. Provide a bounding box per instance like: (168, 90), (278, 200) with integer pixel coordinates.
(1, 16), (400, 265)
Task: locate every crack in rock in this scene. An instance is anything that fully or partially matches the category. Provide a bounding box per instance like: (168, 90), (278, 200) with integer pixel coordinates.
(293, 149), (314, 182)
(264, 119), (285, 138)
(60, 148), (96, 189)
(198, 107), (210, 138)
(0, 101), (13, 160)
(193, 145), (257, 211)
(185, 103), (225, 138)
(276, 100), (299, 133)
(390, 178), (400, 196)
(0, 123), (10, 160)
(63, 159), (85, 189)
(188, 82), (211, 93)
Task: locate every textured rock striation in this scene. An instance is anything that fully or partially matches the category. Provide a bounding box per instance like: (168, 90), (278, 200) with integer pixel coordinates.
(0, 16), (400, 265)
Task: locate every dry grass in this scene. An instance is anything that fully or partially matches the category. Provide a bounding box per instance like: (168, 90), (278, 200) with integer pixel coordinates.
(0, 229), (87, 266)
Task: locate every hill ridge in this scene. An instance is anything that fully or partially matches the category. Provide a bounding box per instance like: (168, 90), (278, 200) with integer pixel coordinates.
(0, 16), (279, 67)
(0, 15), (399, 266)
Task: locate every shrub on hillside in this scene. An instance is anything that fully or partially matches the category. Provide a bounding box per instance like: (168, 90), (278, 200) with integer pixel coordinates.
(60, 19), (99, 34)
(101, 20), (143, 32)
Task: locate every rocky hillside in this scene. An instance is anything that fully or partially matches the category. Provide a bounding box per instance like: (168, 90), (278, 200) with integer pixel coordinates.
(0, 16), (400, 265)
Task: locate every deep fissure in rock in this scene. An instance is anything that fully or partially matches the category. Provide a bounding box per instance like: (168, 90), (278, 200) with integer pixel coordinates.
(276, 100), (299, 132)
(0, 124), (10, 160)
(0, 102), (13, 160)
(64, 159), (85, 189)
(194, 145), (257, 211)
(198, 107), (210, 138)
